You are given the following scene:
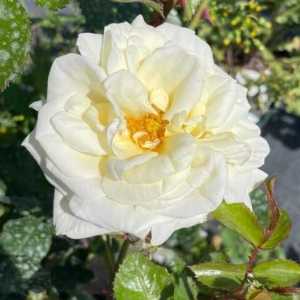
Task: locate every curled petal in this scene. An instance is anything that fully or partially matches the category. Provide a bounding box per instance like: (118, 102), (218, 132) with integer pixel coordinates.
(104, 70), (155, 117)
(77, 33), (102, 65)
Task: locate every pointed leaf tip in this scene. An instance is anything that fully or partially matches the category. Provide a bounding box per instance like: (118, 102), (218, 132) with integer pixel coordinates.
(212, 201), (264, 246)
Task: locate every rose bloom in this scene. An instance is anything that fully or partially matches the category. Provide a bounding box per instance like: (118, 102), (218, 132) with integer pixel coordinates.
(23, 16), (269, 245)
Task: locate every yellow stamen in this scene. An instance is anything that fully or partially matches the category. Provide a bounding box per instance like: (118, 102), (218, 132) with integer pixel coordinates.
(126, 113), (169, 150)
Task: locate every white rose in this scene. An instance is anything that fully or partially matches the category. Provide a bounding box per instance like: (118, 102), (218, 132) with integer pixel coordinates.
(23, 16), (269, 245)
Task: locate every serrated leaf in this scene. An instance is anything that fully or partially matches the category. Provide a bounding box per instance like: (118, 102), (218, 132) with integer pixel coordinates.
(190, 262), (246, 290)
(253, 260), (300, 288)
(212, 201), (264, 246)
(112, 0), (164, 16)
(0, 216), (53, 278)
(35, 0), (70, 10)
(0, 0), (31, 91)
(261, 210), (292, 249)
(114, 252), (172, 300)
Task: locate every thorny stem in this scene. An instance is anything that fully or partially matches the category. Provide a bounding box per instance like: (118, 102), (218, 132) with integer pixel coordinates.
(231, 179), (282, 299)
(233, 244), (261, 299)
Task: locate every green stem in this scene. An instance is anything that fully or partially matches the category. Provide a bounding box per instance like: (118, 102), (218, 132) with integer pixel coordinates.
(182, 272), (195, 300)
(115, 238), (130, 273)
(188, 0), (207, 30)
(103, 235), (115, 281)
(183, 0), (193, 23)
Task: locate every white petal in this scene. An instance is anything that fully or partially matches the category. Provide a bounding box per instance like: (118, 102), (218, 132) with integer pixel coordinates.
(77, 33), (102, 65)
(233, 119), (261, 139)
(29, 100), (43, 111)
(47, 54), (105, 102)
(159, 150), (227, 218)
(104, 70), (154, 117)
(32, 100), (100, 179)
(122, 134), (196, 184)
(106, 152), (157, 180)
(111, 131), (144, 159)
(224, 167), (267, 208)
(22, 132), (43, 165)
(205, 76), (238, 129)
(54, 190), (110, 238)
(138, 45), (198, 94)
(132, 15), (150, 27)
(122, 154), (176, 183)
(51, 111), (106, 156)
(162, 133), (197, 170)
(166, 63), (204, 119)
(243, 137), (270, 170)
(157, 22), (214, 69)
(200, 133), (252, 165)
(101, 176), (162, 204)
(64, 93), (91, 117)
(38, 134), (101, 178)
(215, 84), (250, 132)
(64, 177), (170, 239)
(150, 214), (207, 245)
(100, 22), (131, 74)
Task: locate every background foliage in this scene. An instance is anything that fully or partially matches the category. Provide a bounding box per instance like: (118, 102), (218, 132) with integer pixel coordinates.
(1, 0), (300, 299)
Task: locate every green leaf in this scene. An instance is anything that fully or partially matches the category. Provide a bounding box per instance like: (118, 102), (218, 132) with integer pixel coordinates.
(261, 210), (292, 249)
(212, 201), (264, 246)
(271, 294), (294, 300)
(0, 0), (31, 91)
(112, 0), (164, 16)
(190, 262), (246, 290)
(251, 187), (269, 228)
(253, 260), (300, 288)
(173, 274), (198, 300)
(0, 179), (7, 198)
(114, 252), (172, 300)
(35, 0), (70, 10)
(261, 178), (292, 249)
(0, 216), (53, 278)
(220, 227), (252, 264)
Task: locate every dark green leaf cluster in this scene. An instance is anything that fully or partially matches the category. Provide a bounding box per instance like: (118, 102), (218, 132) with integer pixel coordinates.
(189, 178), (297, 299)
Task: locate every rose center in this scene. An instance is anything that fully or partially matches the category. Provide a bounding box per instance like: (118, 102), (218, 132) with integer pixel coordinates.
(126, 113), (169, 151)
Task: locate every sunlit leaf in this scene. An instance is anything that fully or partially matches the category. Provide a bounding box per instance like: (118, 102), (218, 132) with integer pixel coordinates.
(114, 252), (172, 300)
(261, 210), (292, 249)
(173, 275), (198, 300)
(253, 260), (300, 288)
(35, 0), (70, 10)
(190, 262), (246, 290)
(212, 201), (264, 246)
(0, 216), (53, 279)
(0, 0), (31, 91)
